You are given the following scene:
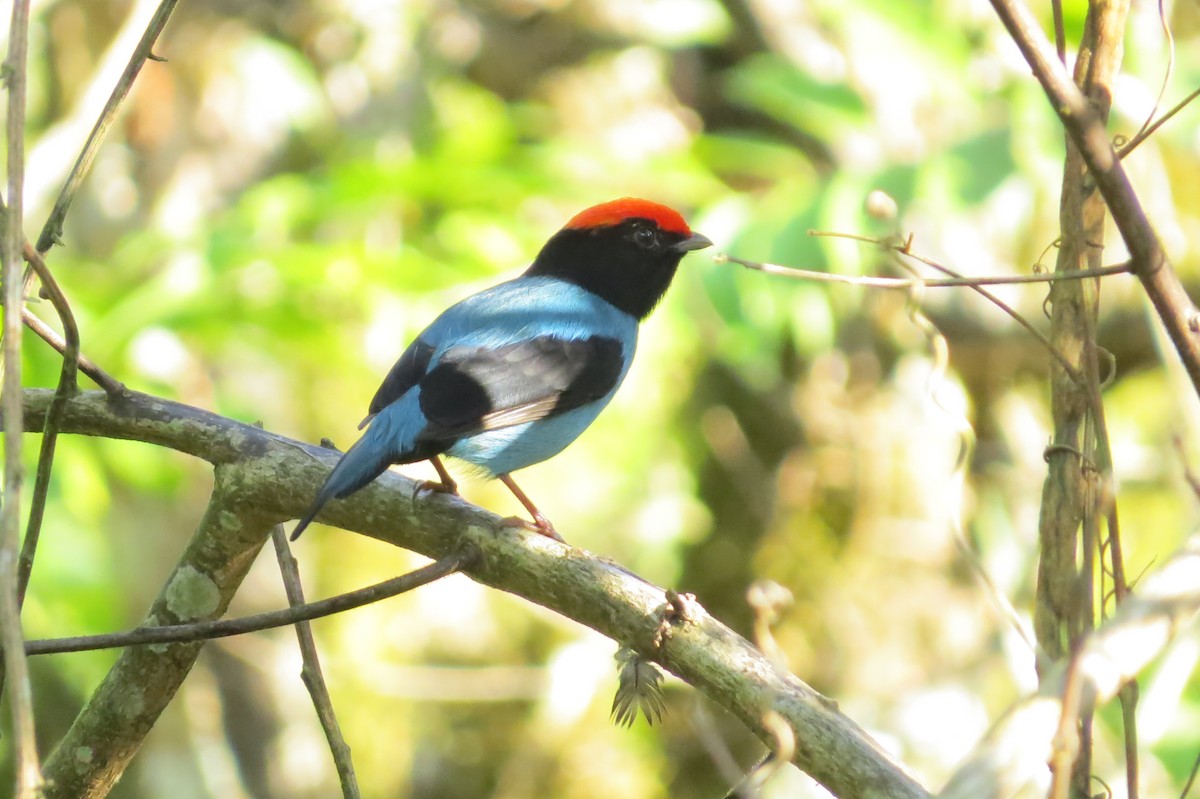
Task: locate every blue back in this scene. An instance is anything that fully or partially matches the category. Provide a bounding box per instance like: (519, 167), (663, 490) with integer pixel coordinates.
(422, 275), (637, 358)
(382, 275), (638, 475)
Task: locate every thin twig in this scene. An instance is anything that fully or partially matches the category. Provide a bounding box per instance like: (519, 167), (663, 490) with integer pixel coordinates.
(890, 244), (1044, 653)
(16, 247), (79, 607)
(1051, 0), (1065, 63)
(1118, 0), (1176, 161)
(270, 526), (362, 799)
(1117, 85), (1200, 160)
(1181, 746), (1200, 799)
(988, 0), (1200, 400)
(693, 702), (761, 799)
(0, 0), (41, 791)
(1051, 653), (1084, 799)
(892, 238), (1084, 381)
(1008, 2), (1126, 793)
(26, 550), (474, 655)
(0, 198), (94, 616)
(36, 0), (181, 254)
(1119, 681), (1140, 799)
(747, 580), (791, 668)
(941, 534), (1200, 799)
(1071, 441), (1098, 799)
(1080, 282), (1139, 798)
(1176, 435), (1200, 501)
(21, 307), (123, 394)
(719, 250), (1124, 379)
(717, 252), (1132, 288)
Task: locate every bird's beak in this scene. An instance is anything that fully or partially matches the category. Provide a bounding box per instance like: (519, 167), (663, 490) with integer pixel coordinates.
(674, 232), (713, 253)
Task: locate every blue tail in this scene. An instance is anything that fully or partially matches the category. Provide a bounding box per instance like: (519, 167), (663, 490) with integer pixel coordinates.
(291, 435), (391, 540)
(291, 394), (428, 540)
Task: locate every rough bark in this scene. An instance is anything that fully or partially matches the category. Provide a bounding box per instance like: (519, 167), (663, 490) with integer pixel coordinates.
(19, 388), (930, 799)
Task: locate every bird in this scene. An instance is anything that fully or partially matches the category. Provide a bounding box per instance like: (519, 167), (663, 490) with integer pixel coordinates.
(291, 198), (711, 542)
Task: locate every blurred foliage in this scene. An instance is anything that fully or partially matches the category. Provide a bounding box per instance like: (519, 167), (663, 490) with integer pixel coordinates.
(6, 0), (1200, 797)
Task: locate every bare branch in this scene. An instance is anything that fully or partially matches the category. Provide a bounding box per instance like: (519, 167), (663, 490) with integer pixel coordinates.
(1116, 0), (1182, 162)
(36, 0), (181, 254)
(989, 2), (1133, 795)
(719, 248), (1129, 380)
(0, 0), (40, 792)
(988, 0), (1200, 400)
(22, 307), (123, 394)
(25, 550), (472, 655)
(270, 527), (363, 799)
(1181, 747), (1200, 799)
(718, 251), (1132, 288)
(892, 240), (1083, 381)
(16, 388), (932, 799)
(40, 470), (277, 799)
(940, 534), (1200, 799)
(1051, 0), (1065, 62)
(1117, 85), (1200, 160)
(17, 247), (80, 607)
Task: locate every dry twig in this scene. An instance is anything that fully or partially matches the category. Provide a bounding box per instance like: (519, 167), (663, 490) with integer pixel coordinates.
(986, 1), (1152, 794)
(22, 307), (122, 394)
(36, 0), (181, 254)
(940, 534), (1200, 799)
(16, 247), (80, 607)
(0, 0), (41, 793)
(25, 551), (472, 656)
(270, 526), (363, 799)
(989, 0), (1200, 399)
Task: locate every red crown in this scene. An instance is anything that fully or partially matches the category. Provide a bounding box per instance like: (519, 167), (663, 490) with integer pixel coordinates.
(565, 198), (691, 236)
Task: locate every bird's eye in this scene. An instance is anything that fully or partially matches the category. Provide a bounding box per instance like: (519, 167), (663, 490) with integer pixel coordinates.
(632, 226), (658, 249)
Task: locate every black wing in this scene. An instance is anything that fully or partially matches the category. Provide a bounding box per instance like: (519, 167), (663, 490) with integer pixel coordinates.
(358, 339), (436, 429)
(418, 335), (625, 439)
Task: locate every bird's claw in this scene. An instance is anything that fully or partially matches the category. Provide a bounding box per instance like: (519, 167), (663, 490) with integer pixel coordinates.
(652, 589), (700, 649)
(410, 478), (458, 507)
(416, 477), (458, 496)
(500, 515), (565, 543)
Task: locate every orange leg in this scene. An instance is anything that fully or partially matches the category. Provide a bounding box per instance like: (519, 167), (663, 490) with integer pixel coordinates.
(498, 473), (563, 542)
(417, 456), (458, 495)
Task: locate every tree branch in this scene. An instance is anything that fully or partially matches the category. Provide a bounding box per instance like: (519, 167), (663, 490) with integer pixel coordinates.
(21, 307), (123, 394)
(40, 466), (277, 799)
(0, 0), (40, 793)
(270, 527), (362, 799)
(16, 388), (930, 799)
(35, 0), (181, 254)
(17, 246), (80, 607)
(987, 0), (1200, 399)
(939, 533), (1200, 799)
(24, 551), (472, 655)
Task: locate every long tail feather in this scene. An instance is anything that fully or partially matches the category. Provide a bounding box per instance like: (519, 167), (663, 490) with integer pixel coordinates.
(291, 434), (393, 540)
(292, 393), (430, 540)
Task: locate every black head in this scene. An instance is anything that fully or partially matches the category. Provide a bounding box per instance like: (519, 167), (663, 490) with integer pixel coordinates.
(524, 198), (711, 320)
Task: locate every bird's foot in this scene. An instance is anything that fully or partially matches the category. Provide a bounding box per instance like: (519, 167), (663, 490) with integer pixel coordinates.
(501, 514), (565, 543)
(652, 589), (701, 649)
(495, 474), (564, 541)
(424, 457), (458, 496)
(415, 477), (458, 496)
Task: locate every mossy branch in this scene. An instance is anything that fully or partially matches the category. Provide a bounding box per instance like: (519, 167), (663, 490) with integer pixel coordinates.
(41, 467), (276, 799)
(17, 388), (929, 799)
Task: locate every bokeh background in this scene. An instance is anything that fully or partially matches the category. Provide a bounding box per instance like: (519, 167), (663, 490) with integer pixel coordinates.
(6, 0), (1200, 796)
